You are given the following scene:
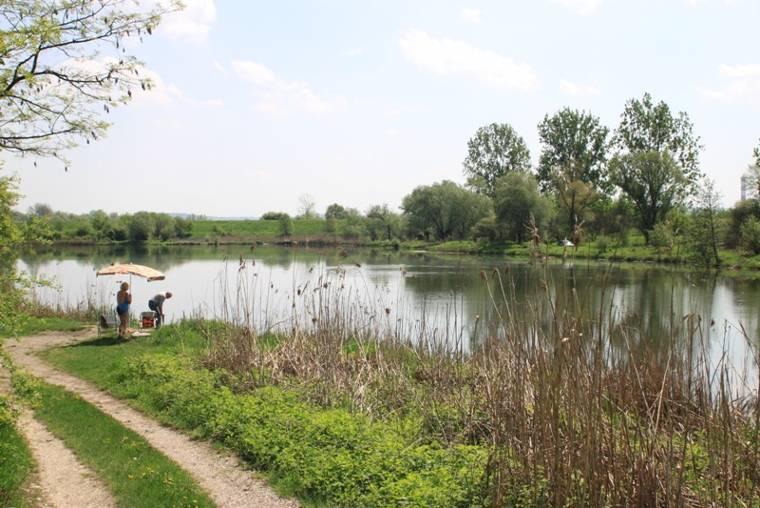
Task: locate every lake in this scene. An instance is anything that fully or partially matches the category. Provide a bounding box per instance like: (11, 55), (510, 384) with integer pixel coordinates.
(17, 244), (760, 389)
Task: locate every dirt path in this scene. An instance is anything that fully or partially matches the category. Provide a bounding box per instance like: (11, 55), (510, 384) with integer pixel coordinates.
(4, 329), (298, 508)
(1, 339), (116, 508)
(18, 411), (117, 508)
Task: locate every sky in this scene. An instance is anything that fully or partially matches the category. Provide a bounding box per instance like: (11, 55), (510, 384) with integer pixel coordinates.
(8, 0), (760, 216)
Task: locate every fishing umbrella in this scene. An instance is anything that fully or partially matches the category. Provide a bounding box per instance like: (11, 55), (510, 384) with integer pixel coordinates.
(96, 263), (165, 282)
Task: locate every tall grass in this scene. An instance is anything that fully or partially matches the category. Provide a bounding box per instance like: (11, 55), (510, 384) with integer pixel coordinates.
(202, 261), (760, 506)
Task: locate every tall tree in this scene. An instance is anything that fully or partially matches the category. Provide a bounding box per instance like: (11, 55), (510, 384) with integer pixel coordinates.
(613, 92), (703, 188)
(537, 108), (609, 232)
(462, 123), (531, 197)
(493, 172), (551, 242)
(609, 151), (686, 242)
(689, 179), (722, 268)
(402, 181), (491, 241)
(0, 0), (177, 161)
(754, 138), (760, 168)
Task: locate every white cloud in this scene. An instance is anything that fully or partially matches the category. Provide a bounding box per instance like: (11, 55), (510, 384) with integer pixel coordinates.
(554, 0), (603, 15)
(559, 79), (600, 95)
(231, 60), (344, 114)
(461, 8), (482, 23)
(398, 30), (538, 91)
(701, 64), (760, 107)
(161, 0), (216, 44)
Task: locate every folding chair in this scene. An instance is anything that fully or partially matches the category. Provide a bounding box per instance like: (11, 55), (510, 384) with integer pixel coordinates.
(98, 312), (119, 337)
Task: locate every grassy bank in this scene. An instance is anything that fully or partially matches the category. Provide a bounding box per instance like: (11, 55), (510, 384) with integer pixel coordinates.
(44, 326), (486, 507)
(0, 396), (33, 507)
(43, 291), (760, 508)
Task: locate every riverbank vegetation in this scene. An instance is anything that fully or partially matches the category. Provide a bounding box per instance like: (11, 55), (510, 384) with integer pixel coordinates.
(14, 116), (760, 271)
(40, 273), (760, 506)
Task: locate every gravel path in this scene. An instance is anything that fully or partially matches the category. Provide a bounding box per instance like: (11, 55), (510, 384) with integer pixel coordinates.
(4, 329), (298, 508)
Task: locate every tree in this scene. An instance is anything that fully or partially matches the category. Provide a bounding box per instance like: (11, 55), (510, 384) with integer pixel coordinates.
(297, 194), (317, 218)
(609, 151), (687, 242)
(278, 214), (293, 237)
(0, 174), (24, 335)
(325, 203), (348, 220)
(754, 138), (760, 168)
(493, 172), (551, 242)
(462, 123), (531, 197)
(537, 108), (609, 233)
(613, 92), (703, 189)
(688, 179), (722, 268)
(0, 0), (177, 162)
(402, 181), (491, 241)
(366, 204), (402, 241)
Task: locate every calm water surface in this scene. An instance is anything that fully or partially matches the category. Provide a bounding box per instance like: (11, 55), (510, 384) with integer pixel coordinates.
(17, 245), (760, 387)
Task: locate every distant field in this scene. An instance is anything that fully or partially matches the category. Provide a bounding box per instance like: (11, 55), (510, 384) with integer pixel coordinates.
(191, 218), (342, 239)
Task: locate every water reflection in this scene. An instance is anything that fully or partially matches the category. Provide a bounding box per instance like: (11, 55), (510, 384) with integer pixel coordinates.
(17, 245), (760, 386)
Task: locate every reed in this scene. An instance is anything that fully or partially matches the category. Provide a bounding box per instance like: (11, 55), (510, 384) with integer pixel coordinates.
(199, 262), (760, 506)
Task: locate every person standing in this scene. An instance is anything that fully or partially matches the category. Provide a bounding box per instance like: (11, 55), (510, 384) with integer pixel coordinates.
(148, 291), (172, 328)
(116, 282), (132, 339)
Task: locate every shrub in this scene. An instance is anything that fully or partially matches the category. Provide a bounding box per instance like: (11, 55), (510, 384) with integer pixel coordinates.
(739, 216), (760, 255)
(111, 354), (488, 507)
(261, 211), (289, 221)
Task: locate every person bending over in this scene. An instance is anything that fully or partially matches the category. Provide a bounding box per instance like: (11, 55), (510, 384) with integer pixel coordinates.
(116, 282), (132, 339)
(148, 291), (172, 329)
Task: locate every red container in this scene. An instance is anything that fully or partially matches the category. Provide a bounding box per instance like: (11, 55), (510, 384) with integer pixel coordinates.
(141, 312), (156, 329)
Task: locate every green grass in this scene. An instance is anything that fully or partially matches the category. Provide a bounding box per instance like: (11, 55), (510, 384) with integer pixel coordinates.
(32, 381), (215, 508)
(0, 397), (34, 508)
(0, 316), (86, 340)
(191, 218), (337, 239)
(43, 324), (487, 507)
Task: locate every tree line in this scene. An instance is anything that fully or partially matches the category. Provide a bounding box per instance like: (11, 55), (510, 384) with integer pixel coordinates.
(17, 205), (193, 243)
(262, 94), (756, 267)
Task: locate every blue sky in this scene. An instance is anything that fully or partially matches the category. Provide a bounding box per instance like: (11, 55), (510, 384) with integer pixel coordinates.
(11, 0), (760, 216)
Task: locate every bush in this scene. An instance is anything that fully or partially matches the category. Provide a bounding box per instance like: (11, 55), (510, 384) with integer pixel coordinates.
(111, 354), (488, 507)
(739, 216), (760, 255)
(261, 211), (289, 221)
(278, 215), (293, 237)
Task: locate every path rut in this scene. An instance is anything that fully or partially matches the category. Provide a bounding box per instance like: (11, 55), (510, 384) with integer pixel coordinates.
(4, 329), (298, 508)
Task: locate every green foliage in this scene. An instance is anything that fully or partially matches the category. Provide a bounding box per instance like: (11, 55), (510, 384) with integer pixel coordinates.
(493, 172), (552, 242)
(49, 345), (489, 507)
(537, 108), (610, 234)
(610, 151), (687, 242)
(463, 123), (531, 197)
(402, 180), (491, 241)
(261, 211), (290, 220)
(726, 199), (760, 249)
(739, 216), (760, 255)
(278, 214), (293, 237)
(0, 0), (177, 160)
(688, 179), (722, 267)
(324, 203), (349, 220)
(0, 396), (33, 508)
(613, 92), (703, 188)
(341, 208), (367, 240)
(0, 173), (24, 337)
(19, 208), (195, 243)
(537, 108), (610, 193)
(754, 138), (760, 168)
(365, 204), (402, 241)
(33, 382), (214, 508)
